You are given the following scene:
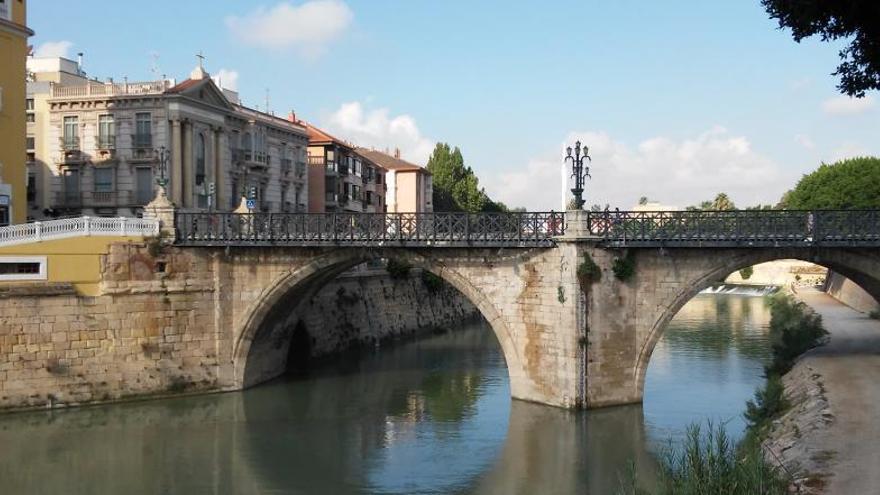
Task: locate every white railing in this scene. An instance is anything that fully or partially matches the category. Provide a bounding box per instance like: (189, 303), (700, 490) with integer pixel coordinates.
(0, 217), (160, 247)
(51, 81), (168, 98)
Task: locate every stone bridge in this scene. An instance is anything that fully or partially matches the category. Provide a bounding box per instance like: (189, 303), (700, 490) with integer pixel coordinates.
(0, 205), (878, 411)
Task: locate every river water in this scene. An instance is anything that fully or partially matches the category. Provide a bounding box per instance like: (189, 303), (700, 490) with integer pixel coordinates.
(0, 293), (773, 494)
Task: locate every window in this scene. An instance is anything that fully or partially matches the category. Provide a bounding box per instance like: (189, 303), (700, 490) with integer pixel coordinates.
(195, 133), (207, 208)
(25, 99), (33, 110)
(25, 113), (34, 122)
(63, 116), (78, 148)
(135, 167), (153, 205)
(0, 0), (10, 22)
(135, 113), (151, 147)
(98, 114), (115, 148)
(0, 257), (47, 281)
(94, 168), (113, 192)
(26, 136), (34, 150)
(63, 168), (80, 203)
(26, 173), (35, 202)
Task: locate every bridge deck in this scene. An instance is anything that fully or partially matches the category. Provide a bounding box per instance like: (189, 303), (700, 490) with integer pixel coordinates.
(174, 212), (566, 248)
(173, 210), (880, 248)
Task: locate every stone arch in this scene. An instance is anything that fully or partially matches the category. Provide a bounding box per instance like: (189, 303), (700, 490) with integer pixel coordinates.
(633, 248), (880, 398)
(231, 248), (521, 390)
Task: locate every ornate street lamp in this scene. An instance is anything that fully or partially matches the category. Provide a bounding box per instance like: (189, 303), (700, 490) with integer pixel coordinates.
(565, 140), (591, 209)
(154, 146), (170, 189)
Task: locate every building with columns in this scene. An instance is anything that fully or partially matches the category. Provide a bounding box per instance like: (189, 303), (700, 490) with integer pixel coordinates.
(27, 61), (308, 218)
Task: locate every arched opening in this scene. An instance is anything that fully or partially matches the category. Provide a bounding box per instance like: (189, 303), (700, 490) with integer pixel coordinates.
(638, 250), (880, 441)
(232, 249), (520, 393)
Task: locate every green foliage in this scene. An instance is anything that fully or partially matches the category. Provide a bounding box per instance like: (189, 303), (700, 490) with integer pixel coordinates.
(686, 192), (736, 211)
(385, 258), (412, 280)
(612, 254), (636, 282)
(426, 143), (512, 212)
(781, 157), (880, 209)
(420, 270), (443, 293)
(869, 309), (880, 320)
(765, 293), (828, 375)
(619, 422), (788, 495)
(577, 253), (602, 285)
(557, 286), (566, 304)
(638, 196), (649, 206)
(744, 374), (789, 431)
(739, 266), (754, 280)
(762, 0), (880, 97)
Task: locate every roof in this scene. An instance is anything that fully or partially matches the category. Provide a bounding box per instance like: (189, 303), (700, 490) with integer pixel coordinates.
(304, 123), (352, 149)
(356, 148), (430, 174)
(165, 78), (204, 94)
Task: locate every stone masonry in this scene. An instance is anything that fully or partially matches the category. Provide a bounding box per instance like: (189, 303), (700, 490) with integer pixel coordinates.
(0, 218), (879, 412)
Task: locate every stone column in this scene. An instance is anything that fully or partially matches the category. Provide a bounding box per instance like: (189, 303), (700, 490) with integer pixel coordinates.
(183, 121), (194, 208)
(213, 128), (223, 210)
(171, 119), (183, 206)
(142, 185), (177, 242)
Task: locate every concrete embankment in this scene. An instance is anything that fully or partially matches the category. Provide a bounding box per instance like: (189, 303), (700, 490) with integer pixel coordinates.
(763, 289), (880, 494)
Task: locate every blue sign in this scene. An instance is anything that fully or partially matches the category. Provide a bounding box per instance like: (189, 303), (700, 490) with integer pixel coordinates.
(246, 199), (256, 210)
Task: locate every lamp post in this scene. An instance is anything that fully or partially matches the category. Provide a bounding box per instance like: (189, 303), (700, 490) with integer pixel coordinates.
(565, 141), (591, 210)
(154, 146), (170, 189)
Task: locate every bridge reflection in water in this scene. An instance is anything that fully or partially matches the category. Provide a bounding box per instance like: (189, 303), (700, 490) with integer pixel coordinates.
(0, 294), (772, 494)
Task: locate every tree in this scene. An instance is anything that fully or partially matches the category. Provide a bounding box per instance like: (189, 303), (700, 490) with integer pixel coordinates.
(762, 0), (880, 97)
(711, 193), (736, 211)
(638, 196), (649, 206)
(426, 142), (508, 212)
(781, 156), (880, 209)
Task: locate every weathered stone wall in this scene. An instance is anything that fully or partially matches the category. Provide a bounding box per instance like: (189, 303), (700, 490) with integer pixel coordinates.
(300, 270), (479, 357)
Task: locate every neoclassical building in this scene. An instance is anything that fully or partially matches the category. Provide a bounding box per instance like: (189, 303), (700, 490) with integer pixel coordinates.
(27, 61), (308, 218)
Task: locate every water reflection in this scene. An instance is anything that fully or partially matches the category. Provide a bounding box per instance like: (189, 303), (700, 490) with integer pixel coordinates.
(0, 294), (771, 494)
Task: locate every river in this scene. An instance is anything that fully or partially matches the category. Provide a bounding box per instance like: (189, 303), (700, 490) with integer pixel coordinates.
(0, 293), (773, 494)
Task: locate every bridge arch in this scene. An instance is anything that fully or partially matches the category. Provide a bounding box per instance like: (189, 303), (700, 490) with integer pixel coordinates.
(633, 248), (880, 398)
(231, 248), (523, 392)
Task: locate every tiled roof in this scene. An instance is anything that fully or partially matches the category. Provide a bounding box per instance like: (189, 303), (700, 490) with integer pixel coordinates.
(304, 123), (351, 148)
(165, 78), (203, 94)
(356, 148), (430, 174)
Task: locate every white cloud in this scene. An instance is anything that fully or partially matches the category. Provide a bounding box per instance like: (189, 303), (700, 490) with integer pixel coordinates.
(794, 134), (815, 150)
(33, 41), (73, 58)
(323, 101), (435, 164)
(212, 69), (239, 91)
(487, 127), (791, 211)
(225, 0), (353, 58)
(821, 95), (876, 116)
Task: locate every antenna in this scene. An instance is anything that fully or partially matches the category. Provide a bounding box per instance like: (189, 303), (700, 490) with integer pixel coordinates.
(265, 88), (270, 114)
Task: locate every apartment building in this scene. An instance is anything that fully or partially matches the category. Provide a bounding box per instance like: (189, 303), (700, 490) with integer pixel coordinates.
(26, 60), (308, 218)
(357, 148), (432, 213)
(0, 0), (33, 224)
(304, 123), (385, 213)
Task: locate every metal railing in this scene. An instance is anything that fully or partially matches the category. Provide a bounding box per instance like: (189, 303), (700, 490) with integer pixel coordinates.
(61, 136), (80, 151)
(132, 133), (152, 149)
(586, 210), (880, 247)
(97, 135), (116, 150)
(175, 211), (566, 247)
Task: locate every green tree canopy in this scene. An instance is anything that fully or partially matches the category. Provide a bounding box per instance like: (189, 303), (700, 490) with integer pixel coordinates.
(686, 193), (736, 211)
(426, 142), (511, 212)
(781, 156), (880, 209)
(762, 0), (880, 97)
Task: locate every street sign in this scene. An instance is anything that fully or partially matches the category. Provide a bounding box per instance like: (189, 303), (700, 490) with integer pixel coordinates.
(246, 199), (256, 210)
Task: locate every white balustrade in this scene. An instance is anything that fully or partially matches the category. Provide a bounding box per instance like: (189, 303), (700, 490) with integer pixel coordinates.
(0, 217), (160, 247)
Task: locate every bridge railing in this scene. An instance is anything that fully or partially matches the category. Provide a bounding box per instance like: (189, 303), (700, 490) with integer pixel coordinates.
(586, 209), (880, 247)
(174, 211), (566, 247)
(0, 216), (160, 247)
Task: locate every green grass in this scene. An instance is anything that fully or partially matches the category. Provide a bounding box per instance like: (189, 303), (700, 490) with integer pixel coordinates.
(617, 423), (789, 495)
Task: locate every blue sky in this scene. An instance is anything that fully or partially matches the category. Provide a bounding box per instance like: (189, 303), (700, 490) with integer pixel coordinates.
(30, 0), (879, 209)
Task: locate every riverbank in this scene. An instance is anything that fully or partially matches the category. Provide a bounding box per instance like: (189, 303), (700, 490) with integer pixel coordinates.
(763, 288), (880, 494)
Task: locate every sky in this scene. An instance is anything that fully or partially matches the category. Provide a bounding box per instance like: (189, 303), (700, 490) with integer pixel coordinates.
(29, 0), (879, 210)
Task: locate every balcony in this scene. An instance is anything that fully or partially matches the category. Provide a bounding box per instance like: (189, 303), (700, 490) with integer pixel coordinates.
(132, 133), (152, 149)
(97, 135), (116, 150)
(91, 191), (118, 205)
(61, 136), (80, 152)
(232, 148), (269, 169)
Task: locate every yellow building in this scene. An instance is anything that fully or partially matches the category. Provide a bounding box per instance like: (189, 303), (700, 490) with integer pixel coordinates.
(0, 0), (32, 225)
